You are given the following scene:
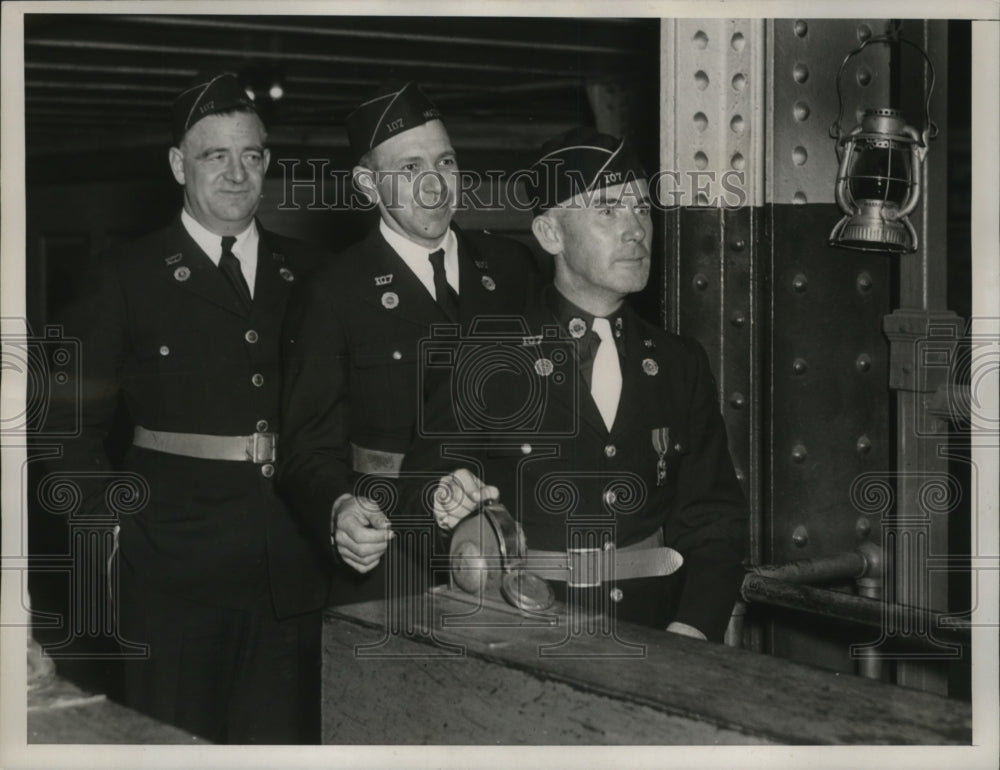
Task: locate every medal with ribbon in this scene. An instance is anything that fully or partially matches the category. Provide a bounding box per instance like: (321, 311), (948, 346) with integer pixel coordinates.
(651, 427), (670, 486)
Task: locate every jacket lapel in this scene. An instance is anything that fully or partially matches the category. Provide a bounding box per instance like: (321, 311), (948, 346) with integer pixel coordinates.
(159, 217), (246, 317)
(523, 300), (608, 438)
(252, 225), (296, 314)
(358, 228), (451, 329)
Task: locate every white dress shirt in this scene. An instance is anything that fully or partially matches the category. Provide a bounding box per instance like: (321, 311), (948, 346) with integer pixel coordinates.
(181, 209), (259, 298)
(379, 218), (459, 298)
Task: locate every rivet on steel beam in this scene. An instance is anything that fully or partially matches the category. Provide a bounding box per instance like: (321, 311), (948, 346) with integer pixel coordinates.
(791, 444), (808, 463)
(731, 153), (746, 171)
(857, 271), (873, 293)
(793, 63), (809, 84)
(855, 516), (872, 539)
(693, 111), (708, 132)
(856, 434), (873, 455)
(694, 151), (709, 170)
(695, 70), (709, 90)
(730, 115), (745, 134)
(693, 274), (709, 291)
(792, 525), (809, 548)
(792, 146), (808, 166)
(729, 392), (746, 409)
(794, 20), (808, 37)
(856, 354), (872, 373)
(793, 101), (810, 121)
(857, 24), (873, 43)
(856, 66), (873, 87)
(792, 357), (808, 375)
(693, 30), (709, 49)
(792, 273), (808, 292)
(792, 192), (808, 204)
(730, 311), (746, 328)
(732, 73), (746, 91)
(731, 238), (746, 252)
(731, 32), (746, 52)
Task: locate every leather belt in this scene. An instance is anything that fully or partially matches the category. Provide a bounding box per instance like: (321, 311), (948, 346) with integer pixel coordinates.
(133, 426), (277, 464)
(526, 529), (683, 587)
(351, 442), (404, 477)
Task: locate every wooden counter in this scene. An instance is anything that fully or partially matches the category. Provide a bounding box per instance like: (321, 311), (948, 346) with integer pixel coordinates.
(321, 588), (972, 745)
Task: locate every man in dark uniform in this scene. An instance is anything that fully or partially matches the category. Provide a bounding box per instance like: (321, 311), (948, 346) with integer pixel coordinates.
(48, 73), (329, 742)
(278, 82), (539, 604)
(406, 128), (748, 642)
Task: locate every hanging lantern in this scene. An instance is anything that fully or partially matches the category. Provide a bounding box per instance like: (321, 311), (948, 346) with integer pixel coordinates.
(829, 35), (938, 254)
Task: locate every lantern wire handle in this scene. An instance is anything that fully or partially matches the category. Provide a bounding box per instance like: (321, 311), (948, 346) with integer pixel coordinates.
(829, 32), (939, 152)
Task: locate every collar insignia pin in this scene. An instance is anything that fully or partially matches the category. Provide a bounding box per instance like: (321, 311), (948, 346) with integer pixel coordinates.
(381, 291), (400, 310)
(481, 275), (496, 291)
(165, 253), (182, 266)
(279, 267), (295, 282)
(173, 266), (191, 282)
(568, 318), (587, 338)
(642, 358), (659, 376)
(375, 274), (393, 286)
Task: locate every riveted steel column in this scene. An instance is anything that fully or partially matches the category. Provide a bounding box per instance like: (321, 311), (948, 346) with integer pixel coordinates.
(884, 20), (961, 695)
(661, 22), (765, 651)
(764, 19), (894, 674)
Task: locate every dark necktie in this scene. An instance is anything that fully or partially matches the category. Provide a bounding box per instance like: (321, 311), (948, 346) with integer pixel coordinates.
(219, 235), (252, 308)
(428, 248), (459, 321)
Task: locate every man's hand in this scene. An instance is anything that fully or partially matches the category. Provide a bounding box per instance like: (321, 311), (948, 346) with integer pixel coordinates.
(330, 494), (394, 573)
(433, 469), (499, 531)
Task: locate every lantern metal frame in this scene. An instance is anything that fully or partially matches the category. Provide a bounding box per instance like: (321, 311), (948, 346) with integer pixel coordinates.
(828, 33), (939, 253)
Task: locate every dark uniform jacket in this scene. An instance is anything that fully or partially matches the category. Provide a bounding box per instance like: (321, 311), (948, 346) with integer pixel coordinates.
(48, 216), (330, 617)
(402, 285), (748, 641)
(277, 223), (538, 595)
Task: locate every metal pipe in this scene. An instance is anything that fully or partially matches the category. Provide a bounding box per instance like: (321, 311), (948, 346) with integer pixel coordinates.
(741, 575), (969, 649)
(750, 550), (867, 584)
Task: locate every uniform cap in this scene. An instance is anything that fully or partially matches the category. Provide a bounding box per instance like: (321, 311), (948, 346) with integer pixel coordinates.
(346, 81), (442, 162)
(527, 127), (646, 213)
(171, 72), (257, 145)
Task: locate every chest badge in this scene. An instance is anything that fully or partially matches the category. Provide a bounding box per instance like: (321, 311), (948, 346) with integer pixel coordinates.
(381, 291), (400, 310)
(642, 358), (659, 376)
(534, 358), (554, 377)
(375, 273), (393, 286)
(173, 266), (191, 282)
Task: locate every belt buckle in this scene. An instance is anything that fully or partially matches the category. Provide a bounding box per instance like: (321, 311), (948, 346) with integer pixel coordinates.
(567, 547), (601, 588)
(251, 432), (277, 464)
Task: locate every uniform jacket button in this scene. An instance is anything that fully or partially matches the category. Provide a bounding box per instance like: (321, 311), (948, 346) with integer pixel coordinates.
(251, 373), (264, 387)
(256, 419), (269, 432)
(521, 444), (533, 455)
(604, 444), (617, 458)
(261, 463), (275, 478)
(392, 350), (402, 360)
(604, 489), (617, 506)
(245, 329), (259, 344)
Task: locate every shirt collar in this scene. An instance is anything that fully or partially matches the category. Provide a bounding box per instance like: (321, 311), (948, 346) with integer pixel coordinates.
(545, 284), (628, 352)
(379, 218), (459, 293)
(180, 208), (257, 264)
(379, 218), (456, 263)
